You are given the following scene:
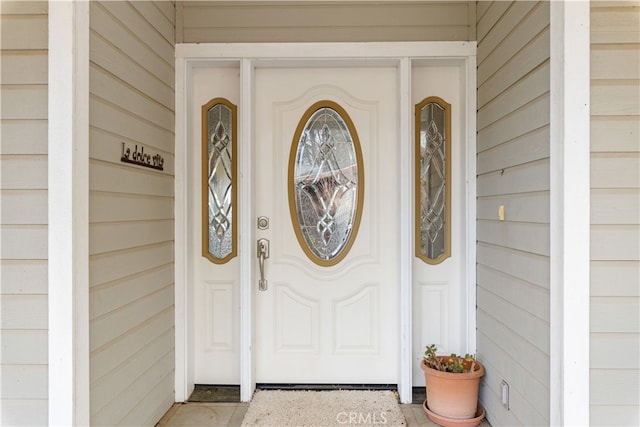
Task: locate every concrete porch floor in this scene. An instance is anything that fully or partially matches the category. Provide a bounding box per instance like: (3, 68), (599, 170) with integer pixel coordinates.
(156, 402), (492, 426)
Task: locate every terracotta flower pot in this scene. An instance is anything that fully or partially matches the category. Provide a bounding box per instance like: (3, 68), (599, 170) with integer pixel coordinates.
(420, 357), (485, 420)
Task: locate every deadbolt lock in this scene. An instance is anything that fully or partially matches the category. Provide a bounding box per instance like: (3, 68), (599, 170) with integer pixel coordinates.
(257, 216), (269, 230)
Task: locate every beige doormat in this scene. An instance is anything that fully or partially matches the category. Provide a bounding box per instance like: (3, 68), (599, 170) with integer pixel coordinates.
(241, 389), (406, 426)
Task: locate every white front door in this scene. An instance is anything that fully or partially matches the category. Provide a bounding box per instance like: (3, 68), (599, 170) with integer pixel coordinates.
(181, 48), (474, 396)
(253, 66), (399, 383)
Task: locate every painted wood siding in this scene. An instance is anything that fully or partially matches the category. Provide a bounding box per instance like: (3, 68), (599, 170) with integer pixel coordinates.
(88, 2), (176, 425)
(476, 2), (550, 425)
(178, 1), (476, 43)
(0, 2), (49, 426)
(591, 3), (640, 425)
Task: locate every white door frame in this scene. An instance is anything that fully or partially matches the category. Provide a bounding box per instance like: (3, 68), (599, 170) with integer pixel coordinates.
(174, 42), (477, 404)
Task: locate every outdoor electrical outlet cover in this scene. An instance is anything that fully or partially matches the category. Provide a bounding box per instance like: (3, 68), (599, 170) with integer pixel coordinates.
(501, 380), (510, 410)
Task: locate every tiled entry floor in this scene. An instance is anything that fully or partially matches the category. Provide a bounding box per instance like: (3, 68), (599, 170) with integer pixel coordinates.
(156, 385), (491, 426)
(156, 403), (248, 427)
(156, 402), (491, 426)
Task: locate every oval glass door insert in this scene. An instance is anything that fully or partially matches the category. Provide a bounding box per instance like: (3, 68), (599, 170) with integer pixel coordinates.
(288, 100), (364, 266)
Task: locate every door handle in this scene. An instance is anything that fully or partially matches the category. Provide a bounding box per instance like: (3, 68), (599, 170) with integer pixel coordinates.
(257, 238), (270, 291)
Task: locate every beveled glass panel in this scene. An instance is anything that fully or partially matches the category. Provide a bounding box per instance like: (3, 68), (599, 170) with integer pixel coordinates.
(415, 97), (451, 264)
(202, 98), (237, 264)
(289, 101), (364, 266)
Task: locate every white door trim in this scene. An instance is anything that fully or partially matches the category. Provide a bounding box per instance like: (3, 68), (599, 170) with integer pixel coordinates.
(465, 54), (478, 355)
(398, 57), (413, 404)
(173, 54), (191, 404)
(239, 58), (255, 401)
(174, 42), (477, 404)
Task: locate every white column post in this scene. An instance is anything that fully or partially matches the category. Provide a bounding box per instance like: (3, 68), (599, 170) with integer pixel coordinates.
(550, 2), (590, 425)
(48, 0), (90, 425)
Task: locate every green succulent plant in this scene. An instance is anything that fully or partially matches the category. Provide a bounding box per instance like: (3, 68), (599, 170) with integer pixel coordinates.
(423, 344), (477, 373)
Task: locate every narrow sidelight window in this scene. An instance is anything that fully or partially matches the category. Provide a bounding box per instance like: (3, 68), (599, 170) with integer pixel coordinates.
(202, 98), (237, 264)
(415, 97), (451, 264)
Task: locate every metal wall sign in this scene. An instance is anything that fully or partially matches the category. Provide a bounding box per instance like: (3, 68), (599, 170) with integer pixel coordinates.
(120, 142), (165, 171)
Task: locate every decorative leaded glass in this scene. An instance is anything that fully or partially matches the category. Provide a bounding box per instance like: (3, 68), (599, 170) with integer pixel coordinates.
(202, 98), (237, 264)
(289, 101), (364, 266)
(415, 97), (451, 264)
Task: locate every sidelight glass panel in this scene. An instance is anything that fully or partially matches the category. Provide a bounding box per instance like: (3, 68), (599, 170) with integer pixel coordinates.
(289, 101), (364, 266)
(202, 98), (237, 264)
(415, 97), (451, 264)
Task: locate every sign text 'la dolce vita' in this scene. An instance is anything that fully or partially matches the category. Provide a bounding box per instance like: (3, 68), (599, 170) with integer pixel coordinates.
(121, 142), (164, 171)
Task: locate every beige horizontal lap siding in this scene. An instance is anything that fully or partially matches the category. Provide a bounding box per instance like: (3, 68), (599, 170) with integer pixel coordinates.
(178, 1), (476, 43)
(88, 1), (176, 426)
(0, 2), (49, 426)
(590, 3), (640, 426)
(476, 1), (550, 426)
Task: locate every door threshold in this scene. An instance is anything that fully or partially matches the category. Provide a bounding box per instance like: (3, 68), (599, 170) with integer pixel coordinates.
(256, 383), (397, 391)
(412, 386), (426, 405)
(189, 384), (240, 402)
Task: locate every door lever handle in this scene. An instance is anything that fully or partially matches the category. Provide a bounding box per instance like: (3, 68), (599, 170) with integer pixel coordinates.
(257, 238), (270, 291)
